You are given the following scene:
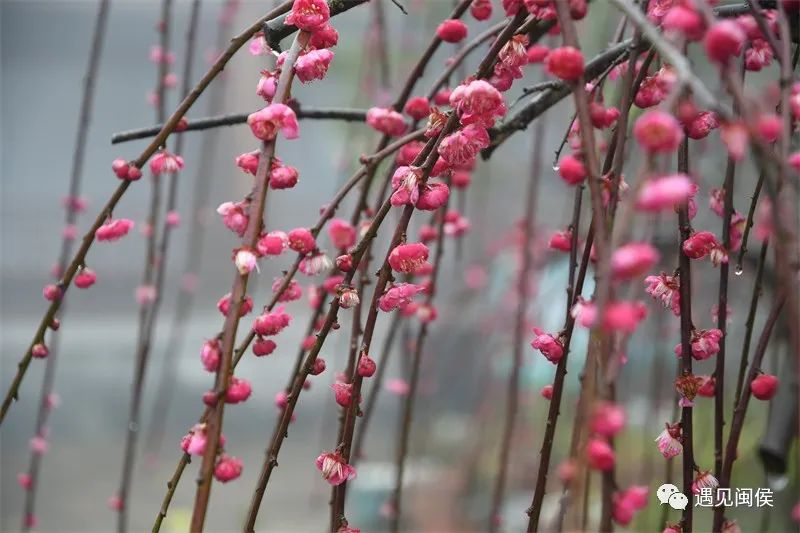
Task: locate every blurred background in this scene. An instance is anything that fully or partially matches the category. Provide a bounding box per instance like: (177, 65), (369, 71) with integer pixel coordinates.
(1, 1), (796, 531)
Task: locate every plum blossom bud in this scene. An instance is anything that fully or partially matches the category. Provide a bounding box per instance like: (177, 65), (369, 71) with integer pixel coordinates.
(655, 423), (682, 458)
(43, 284), (62, 301)
(682, 231), (719, 259)
(636, 174), (694, 212)
(247, 104), (299, 141)
(331, 381), (354, 407)
(357, 354), (376, 377)
(217, 201), (249, 237)
(75, 268), (97, 289)
(661, 4), (705, 41)
(149, 150), (184, 175)
(704, 21), (745, 64)
(96, 218), (135, 242)
(389, 243), (430, 274)
(558, 154), (586, 185)
(545, 46), (584, 80)
(720, 121), (749, 161)
(234, 248), (258, 275)
(549, 229), (573, 252)
(675, 328), (723, 360)
(366, 107), (406, 136)
(602, 301), (647, 333)
(316, 451), (357, 485)
(328, 219), (356, 249)
(531, 328), (564, 364)
(310, 22), (338, 48)
(404, 97), (430, 120)
(635, 66), (677, 108)
(165, 210), (180, 227)
(214, 454), (243, 482)
(309, 357), (326, 376)
(253, 337), (277, 357)
(256, 69), (278, 102)
(32, 343), (49, 359)
(634, 110), (683, 153)
(257, 230), (289, 256)
(181, 424), (210, 455)
(336, 254), (353, 272)
(756, 113), (783, 142)
(226, 377), (252, 404)
(30, 436), (48, 455)
(217, 293), (254, 317)
(589, 102), (620, 129)
(288, 227), (316, 254)
(751, 373), (778, 400)
(527, 44), (549, 63)
(300, 252), (333, 276)
(590, 402), (626, 437)
(570, 297), (597, 328)
(470, 0), (492, 20)
(270, 162), (299, 189)
(611, 243), (659, 281)
(201, 339), (221, 372)
(697, 375), (716, 397)
(586, 438), (615, 471)
(273, 278), (302, 302)
(436, 19), (468, 43)
(285, 0), (330, 31)
(540, 384), (553, 400)
(108, 495), (123, 512)
(18, 472), (33, 490)
(294, 48), (334, 84)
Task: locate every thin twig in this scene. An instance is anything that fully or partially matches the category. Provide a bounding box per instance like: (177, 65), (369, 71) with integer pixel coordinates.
(110, 106), (371, 144)
(0, 0), (295, 426)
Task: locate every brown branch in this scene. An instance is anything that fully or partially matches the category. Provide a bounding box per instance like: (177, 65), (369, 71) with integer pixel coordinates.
(118, 2), (175, 529)
(677, 138), (695, 533)
(488, 114), (545, 532)
(0, 0), (295, 426)
(110, 106), (371, 144)
(189, 29), (308, 533)
(20, 1), (110, 529)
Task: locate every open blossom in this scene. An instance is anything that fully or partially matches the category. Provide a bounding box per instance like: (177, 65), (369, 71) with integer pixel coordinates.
(378, 283), (424, 312)
(636, 173), (694, 211)
(315, 451), (356, 486)
(496, 34), (529, 79)
(258, 230), (289, 256)
(531, 328), (564, 364)
(294, 48), (334, 83)
(96, 218), (134, 242)
(201, 339), (221, 372)
(438, 124), (490, 167)
(217, 293), (254, 317)
(611, 243), (659, 281)
(149, 150), (184, 174)
(310, 22), (338, 48)
(682, 230), (719, 259)
(635, 66), (677, 108)
(450, 80), (506, 127)
(226, 377), (252, 403)
(644, 272), (681, 316)
(683, 111), (720, 139)
(247, 103), (299, 141)
(328, 219), (356, 250)
(436, 19), (468, 43)
(634, 110), (683, 153)
(300, 252), (332, 276)
(389, 242), (429, 273)
(253, 306), (292, 336)
(285, 0), (330, 31)
(366, 107), (406, 136)
(390, 166), (422, 207)
(214, 454), (243, 482)
(675, 328), (723, 360)
(602, 301), (647, 333)
(339, 287), (360, 309)
(655, 423), (682, 458)
(545, 46), (584, 80)
(288, 227), (316, 254)
(417, 182), (450, 211)
(692, 470), (719, 495)
(217, 201), (249, 237)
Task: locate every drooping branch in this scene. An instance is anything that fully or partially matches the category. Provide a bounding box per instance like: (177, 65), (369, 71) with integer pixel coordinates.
(21, 2), (111, 530)
(110, 106), (371, 144)
(0, 0), (295, 426)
